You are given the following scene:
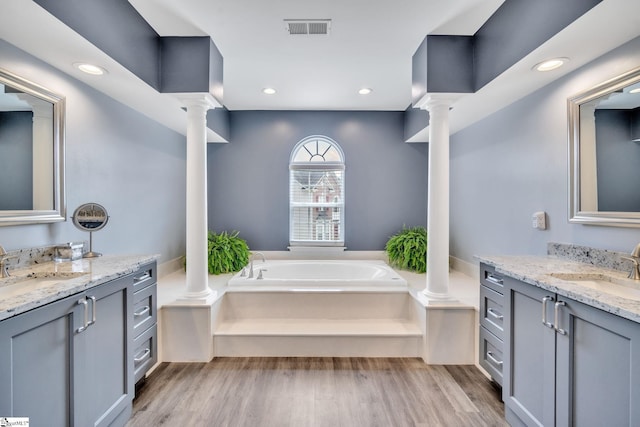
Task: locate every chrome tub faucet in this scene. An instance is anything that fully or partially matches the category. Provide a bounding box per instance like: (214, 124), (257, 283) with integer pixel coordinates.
(247, 252), (267, 279)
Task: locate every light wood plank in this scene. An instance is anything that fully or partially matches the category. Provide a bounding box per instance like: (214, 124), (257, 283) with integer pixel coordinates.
(128, 358), (507, 427)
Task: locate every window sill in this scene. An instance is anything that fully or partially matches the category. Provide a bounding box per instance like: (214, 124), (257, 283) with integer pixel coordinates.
(288, 246), (346, 254)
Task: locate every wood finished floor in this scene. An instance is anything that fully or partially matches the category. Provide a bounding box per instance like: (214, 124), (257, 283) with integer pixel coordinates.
(128, 358), (507, 427)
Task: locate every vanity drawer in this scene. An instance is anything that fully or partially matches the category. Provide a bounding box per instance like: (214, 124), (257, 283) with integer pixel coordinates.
(132, 261), (156, 293)
(133, 324), (157, 383)
(480, 263), (504, 294)
(133, 283), (156, 337)
(480, 326), (503, 386)
(480, 285), (505, 339)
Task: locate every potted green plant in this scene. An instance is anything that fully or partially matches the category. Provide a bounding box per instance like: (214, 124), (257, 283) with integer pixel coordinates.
(207, 230), (250, 275)
(385, 226), (427, 273)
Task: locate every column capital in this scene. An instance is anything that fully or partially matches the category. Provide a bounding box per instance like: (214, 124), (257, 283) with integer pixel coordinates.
(175, 93), (221, 110)
(420, 94), (460, 112)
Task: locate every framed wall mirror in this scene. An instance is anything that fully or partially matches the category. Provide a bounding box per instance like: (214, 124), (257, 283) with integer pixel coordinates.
(0, 67), (66, 226)
(568, 66), (640, 227)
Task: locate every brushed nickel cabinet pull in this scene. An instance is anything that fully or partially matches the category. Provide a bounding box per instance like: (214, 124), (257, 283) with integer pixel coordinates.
(487, 307), (503, 320)
(77, 298), (89, 333)
(87, 295), (96, 326)
(134, 306), (150, 317)
(487, 351), (503, 366)
(134, 348), (151, 363)
(486, 274), (504, 286)
(542, 296), (554, 328)
(134, 272), (151, 282)
(555, 301), (568, 335)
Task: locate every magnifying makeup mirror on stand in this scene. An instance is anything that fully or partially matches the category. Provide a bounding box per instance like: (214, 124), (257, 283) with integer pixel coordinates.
(72, 203), (109, 258)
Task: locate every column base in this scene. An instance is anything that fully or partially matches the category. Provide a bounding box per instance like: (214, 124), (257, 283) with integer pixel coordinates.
(421, 304), (476, 364)
(422, 288), (455, 301)
(178, 288), (218, 305)
(160, 299), (218, 362)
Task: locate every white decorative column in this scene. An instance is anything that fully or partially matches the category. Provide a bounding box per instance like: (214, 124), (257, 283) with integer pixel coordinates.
(414, 94), (476, 365)
(161, 94), (222, 363)
(179, 94), (219, 301)
(422, 95), (456, 300)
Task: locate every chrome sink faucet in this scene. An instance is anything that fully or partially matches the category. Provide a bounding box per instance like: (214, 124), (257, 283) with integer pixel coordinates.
(0, 245), (18, 278)
(622, 243), (640, 280)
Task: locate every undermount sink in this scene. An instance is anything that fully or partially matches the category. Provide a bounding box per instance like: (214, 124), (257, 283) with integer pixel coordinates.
(0, 272), (88, 298)
(549, 272), (640, 301)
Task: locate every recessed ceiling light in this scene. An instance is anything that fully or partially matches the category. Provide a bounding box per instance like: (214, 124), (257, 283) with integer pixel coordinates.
(630, 88), (640, 94)
(533, 58), (569, 72)
(358, 88), (372, 95)
(74, 62), (107, 75)
(262, 87), (276, 95)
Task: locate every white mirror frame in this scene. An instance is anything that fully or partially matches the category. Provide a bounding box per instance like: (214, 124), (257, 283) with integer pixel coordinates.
(568, 65), (640, 227)
(0, 68), (66, 226)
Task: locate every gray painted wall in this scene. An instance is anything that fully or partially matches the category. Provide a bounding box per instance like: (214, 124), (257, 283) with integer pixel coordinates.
(594, 109), (640, 212)
(0, 111), (33, 210)
(633, 108), (640, 140)
(450, 36), (640, 264)
(208, 110), (428, 251)
(0, 40), (187, 263)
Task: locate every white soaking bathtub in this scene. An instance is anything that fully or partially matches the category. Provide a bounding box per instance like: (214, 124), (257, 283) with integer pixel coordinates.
(226, 260), (407, 291)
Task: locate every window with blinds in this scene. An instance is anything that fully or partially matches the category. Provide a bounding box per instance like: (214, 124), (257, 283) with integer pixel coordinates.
(289, 136), (345, 246)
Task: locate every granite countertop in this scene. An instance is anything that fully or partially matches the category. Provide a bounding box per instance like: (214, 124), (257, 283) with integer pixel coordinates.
(477, 255), (640, 323)
(0, 254), (157, 321)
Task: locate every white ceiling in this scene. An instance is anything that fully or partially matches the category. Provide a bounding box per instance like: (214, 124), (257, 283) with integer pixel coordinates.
(0, 0), (639, 140)
(129, 0), (504, 111)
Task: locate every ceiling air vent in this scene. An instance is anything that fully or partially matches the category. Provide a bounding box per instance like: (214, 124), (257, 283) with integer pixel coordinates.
(284, 19), (331, 35)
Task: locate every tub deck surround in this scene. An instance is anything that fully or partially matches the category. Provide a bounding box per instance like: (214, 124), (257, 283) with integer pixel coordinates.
(214, 291), (423, 358)
(476, 255), (640, 323)
(227, 259), (408, 292)
(157, 258), (477, 363)
(0, 254), (158, 321)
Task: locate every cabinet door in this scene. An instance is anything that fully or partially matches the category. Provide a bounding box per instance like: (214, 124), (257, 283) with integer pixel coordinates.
(0, 293), (85, 427)
(503, 277), (556, 427)
(75, 275), (134, 427)
(555, 298), (640, 427)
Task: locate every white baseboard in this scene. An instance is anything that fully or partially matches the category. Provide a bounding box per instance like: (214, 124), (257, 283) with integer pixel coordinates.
(157, 257), (184, 278)
(449, 256), (479, 278)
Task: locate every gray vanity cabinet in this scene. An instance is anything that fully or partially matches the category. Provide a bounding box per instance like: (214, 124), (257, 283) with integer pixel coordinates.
(479, 264), (505, 386)
(0, 274), (134, 427)
(131, 262), (157, 387)
(503, 275), (640, 426)
(554, 295), (640, 426)
(76, 274), (134, 427)
(503, 277), (556, 426)
(0, 292), (84, 426)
